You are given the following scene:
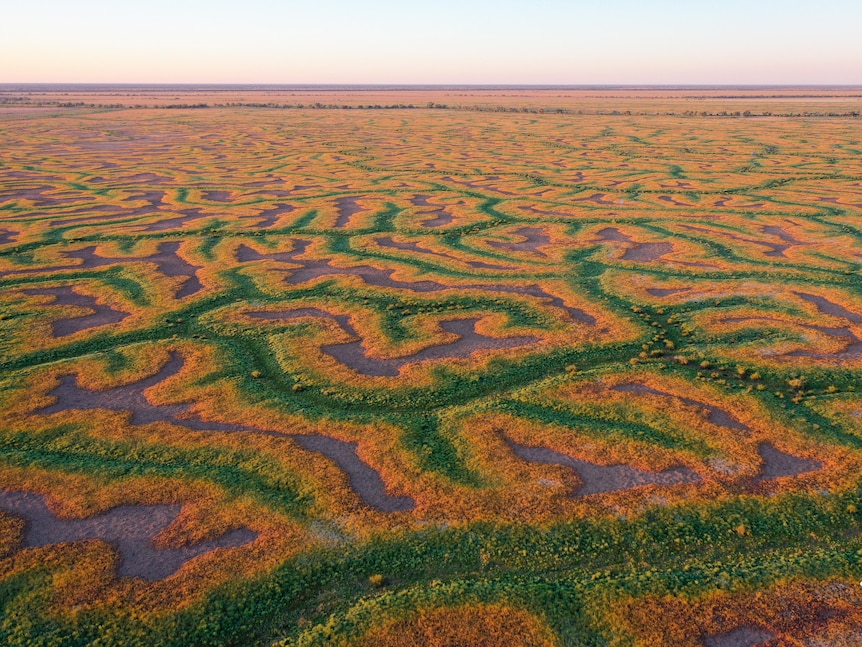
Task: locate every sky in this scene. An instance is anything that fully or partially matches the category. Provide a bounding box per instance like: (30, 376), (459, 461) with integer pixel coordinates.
(2, 0), (861, 84)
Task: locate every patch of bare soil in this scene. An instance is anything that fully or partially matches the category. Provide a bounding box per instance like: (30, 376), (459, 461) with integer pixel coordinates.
(283, 257), (449, 292)
(2, 171), (64, 182)
(242, 175), (286, 188)
(0, 186), (80, 207)
(595, 227), (633, 242)
(441, 176), (517, 196)
(0, 490), (256, 580)
(249, 310), (537, 377)
(517, 205), (573, 217)
(47, 205), (133, 229)
(622, 242), (674, 262)
(506, 439), (700, 496)
(820, 196), (862, 209)
(724, 316), (862, 360)
(48, 190), (170, 225)
(50, 209), (176, 230)
(376, 237), (515, 269)
(574, 193), (616, 205)
(0, 229), (19, 245)
(680, 224), (789, 258)
(143, 208), (211, 232)
(496, 284), (596, 324)
(291, 436), (415, 512)
(660, 181), (693, 189)
(23, 285), (130, 337)
(487, 227), (550, 256)
(241, 203), (295, 229)
(38, 352), (413, 511)
(762, 225), (803, 245)
(760, 243), (790, 258)
(756, 443), (822, 479)
(236, 241), (308, 264)
(795, 292), (862, 323)
(99, 172), (173, 185)
(466, 260), (519, 270)
(201, 190), (232, 203)
(412, 194), (456, 227)
(595, 228), (676, 262)
(334, 197), (365, 228)
(787, 330), (862, 359)
(702, 626), (776, 647)
(65, 241), (202, 298)
(376, 236), (454, 260)
(410, 195), (437, 208)
(249, 187), (318, 199)
(247, 240), (595, 324)
(658, 195), (693, 207)
(39, 351), (210, 427)
(123, 190), (166, 207)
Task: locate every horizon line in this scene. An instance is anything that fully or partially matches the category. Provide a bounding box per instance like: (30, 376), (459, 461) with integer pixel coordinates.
(3, 83), (862, 90)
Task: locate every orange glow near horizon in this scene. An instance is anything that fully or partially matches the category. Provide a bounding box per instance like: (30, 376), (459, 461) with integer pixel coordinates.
(2, 0), (861, 84)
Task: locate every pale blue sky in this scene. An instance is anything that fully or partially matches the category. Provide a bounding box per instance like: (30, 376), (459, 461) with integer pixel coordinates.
(2, 0), (860, 83)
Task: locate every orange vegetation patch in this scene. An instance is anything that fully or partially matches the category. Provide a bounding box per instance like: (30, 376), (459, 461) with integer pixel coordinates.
(351, 603), (558, 647)
(612, 579), (862, 646)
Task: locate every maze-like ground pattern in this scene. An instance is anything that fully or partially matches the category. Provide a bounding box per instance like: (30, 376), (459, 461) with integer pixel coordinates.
(0, 96), (861, 646)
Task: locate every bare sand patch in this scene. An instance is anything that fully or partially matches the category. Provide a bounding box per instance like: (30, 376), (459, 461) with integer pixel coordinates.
(441, 176), (517, 196)
(38, 352), (413, 511)
(622, 242), (674, 262)
(291, 436), (414, 512)
(506, 439), (700, 496)
(411, 194), (456, 227)
(201, 190), (232, 203)
(249, 310), (537, 377)
(242, 203), (295, 229)
(702, 626), (775, 647)
(0, 228), (19, 245)
(756, 443), (822, 479)
(795, 292), (862, 323)
(143, 208), (212, 231)
(487, 227), (550, 256)
(574, 193), (616, 205)
(0, 185), (80, 207)
(658, 195), (693, 207)
(595, 227), (633, 242)
(0, 490), (256, 580)
(243, 240), (595, 324)
(334, 196), (366, 228)
(64, 242), (202, 298)
(23, 285), (130, 337)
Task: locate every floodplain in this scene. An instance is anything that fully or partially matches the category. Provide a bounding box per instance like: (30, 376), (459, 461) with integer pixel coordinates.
(0, 86), (861, 646)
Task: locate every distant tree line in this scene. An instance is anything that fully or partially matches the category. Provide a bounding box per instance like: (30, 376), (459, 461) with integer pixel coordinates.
(0, 97), (858, 118)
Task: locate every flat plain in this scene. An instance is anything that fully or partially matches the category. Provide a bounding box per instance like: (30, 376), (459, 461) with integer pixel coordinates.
(1, 86), (861, 646)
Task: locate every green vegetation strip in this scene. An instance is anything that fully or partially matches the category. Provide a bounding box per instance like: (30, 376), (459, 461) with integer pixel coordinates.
(1, 487), (860, 646)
